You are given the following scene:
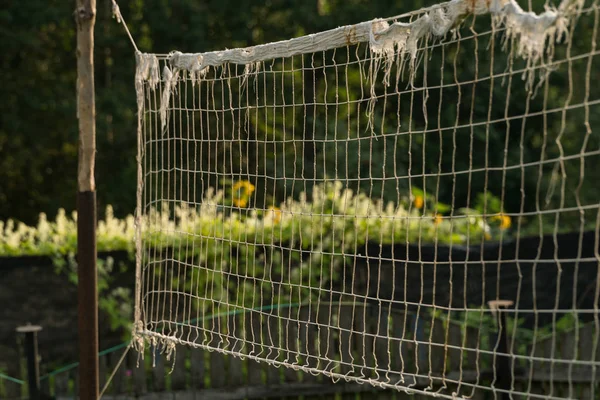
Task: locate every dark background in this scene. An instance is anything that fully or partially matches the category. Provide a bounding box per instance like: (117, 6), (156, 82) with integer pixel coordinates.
(1, 0), (599, 229)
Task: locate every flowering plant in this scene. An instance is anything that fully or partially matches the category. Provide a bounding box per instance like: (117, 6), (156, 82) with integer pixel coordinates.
(1, 182), (512, 320)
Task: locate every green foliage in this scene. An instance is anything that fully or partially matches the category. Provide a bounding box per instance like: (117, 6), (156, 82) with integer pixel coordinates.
(0, 0), (423, 225)
(0, 206), (134, 257)
(0, 205), (134, 333)
(1, 181), (513, 321)
(57, 255), (133, 333)
(1, 182), (508, 259)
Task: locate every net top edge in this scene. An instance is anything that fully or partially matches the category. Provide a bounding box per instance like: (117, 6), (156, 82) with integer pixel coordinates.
(134, 0), (580, 82)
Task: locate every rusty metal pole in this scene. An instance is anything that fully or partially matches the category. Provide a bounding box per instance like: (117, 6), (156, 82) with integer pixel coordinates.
(75, 1), (98, 400)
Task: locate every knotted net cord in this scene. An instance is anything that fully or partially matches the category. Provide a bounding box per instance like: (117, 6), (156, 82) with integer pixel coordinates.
(131, 0), (600, 397)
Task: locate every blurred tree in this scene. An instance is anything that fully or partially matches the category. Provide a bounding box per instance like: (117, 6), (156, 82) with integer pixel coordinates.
(0, 0), (597, 233)
(0, 1), (78, 223)
(0, 0), (421, 223)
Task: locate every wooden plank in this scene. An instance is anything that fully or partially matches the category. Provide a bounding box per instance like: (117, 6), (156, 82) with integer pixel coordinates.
(466, 388), (486, 400)
(317, 303), (337, 374)
(341, 392), (357, 400)
(227, 314), (245, 387)
(266, 312), (282, 385)
(190, 347), (205, 389)
(71, 368), (80, 400)
(342, 393), (357, 400)
(579, 385), (592, 400)
(173, 391), (194, 400)
(526, 368), (600, 383)
(245, 311), (265, 386)
(96, 395), (134, 400)
(110, 349), (128, 394)
(406, 314), (420, 380)
(446, 322), (463, 373)
(373, 306), (391, 380)
(206, 314), (227, 389)
(265, 362), (282, 389)
(375, 390), (395, 400)
(128, 382), (389, 400)
(298, 305), (319, 383)
(227, 353), (246, 388)
(283, 310), (301, 382)
(40, 377), (51, 399)
(171, 345), (188, 390)
(556, 327), (576, 397)
(130, 349), (148, 395)
(54, 373), (70, 397)
(354, 304), (374, 379)
(338, 304), (355, 377)
(319, 392), (340, 400)
(550, 382), (569, 399)
(464, 326), (479, 370)
(152, 345), (167, 391)
(418, 316), (445, 388)
(389, 310), (414, 387)
(558, 326), (576, 361)
(36, 363), (49, 398)
(415, 316), (430, 378)
(446, 324), (480, 398)
(412, 314), (430, 387)
(209, 350), (226, 388)
(540, 333), (554, 377)
(578, 323), (595, 361)
(575, 323), (600, 381)
(3, 375), (21, 399)
(465, 318), (492, 376)
(99, 353), (108, 393)
(136, 393), (165, 400)
(515, 324), (600, 392)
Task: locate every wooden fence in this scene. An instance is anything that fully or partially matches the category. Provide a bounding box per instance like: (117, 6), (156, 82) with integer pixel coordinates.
(3, 304), (599, 400)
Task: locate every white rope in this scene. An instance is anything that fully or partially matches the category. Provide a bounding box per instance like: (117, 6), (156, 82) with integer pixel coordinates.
(99, 343), (132, 399)
(111, 0), (140, 54)
(167, 0), (580, 71)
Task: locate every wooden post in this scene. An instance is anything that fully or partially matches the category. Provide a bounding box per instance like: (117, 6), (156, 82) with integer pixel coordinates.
(75, 1), (98, 400)
(16, 325), (43, 400)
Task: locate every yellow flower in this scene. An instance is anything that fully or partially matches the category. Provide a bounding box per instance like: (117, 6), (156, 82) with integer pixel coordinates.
(233, 198), (248, 208)
(232, 180), (255, 208)
(268, 206), (282, 224)
(433, 213), (443, 225)
(233, 180), (255, 196)
(413, 195), (424, 209)
(493, 213), (511, 230)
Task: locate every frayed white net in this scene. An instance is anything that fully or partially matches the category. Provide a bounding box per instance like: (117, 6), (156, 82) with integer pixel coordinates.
(133, 0), (600, 397)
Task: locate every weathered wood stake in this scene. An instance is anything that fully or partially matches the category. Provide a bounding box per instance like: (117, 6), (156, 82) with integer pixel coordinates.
(75, 1), (98, 400)
(16, 325), (43, 400)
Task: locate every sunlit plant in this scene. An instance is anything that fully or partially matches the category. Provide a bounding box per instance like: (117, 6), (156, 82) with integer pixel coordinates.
(1, 181), (511, 322)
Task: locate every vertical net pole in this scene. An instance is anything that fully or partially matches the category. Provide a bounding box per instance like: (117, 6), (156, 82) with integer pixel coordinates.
(75, 1), (98, 400)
